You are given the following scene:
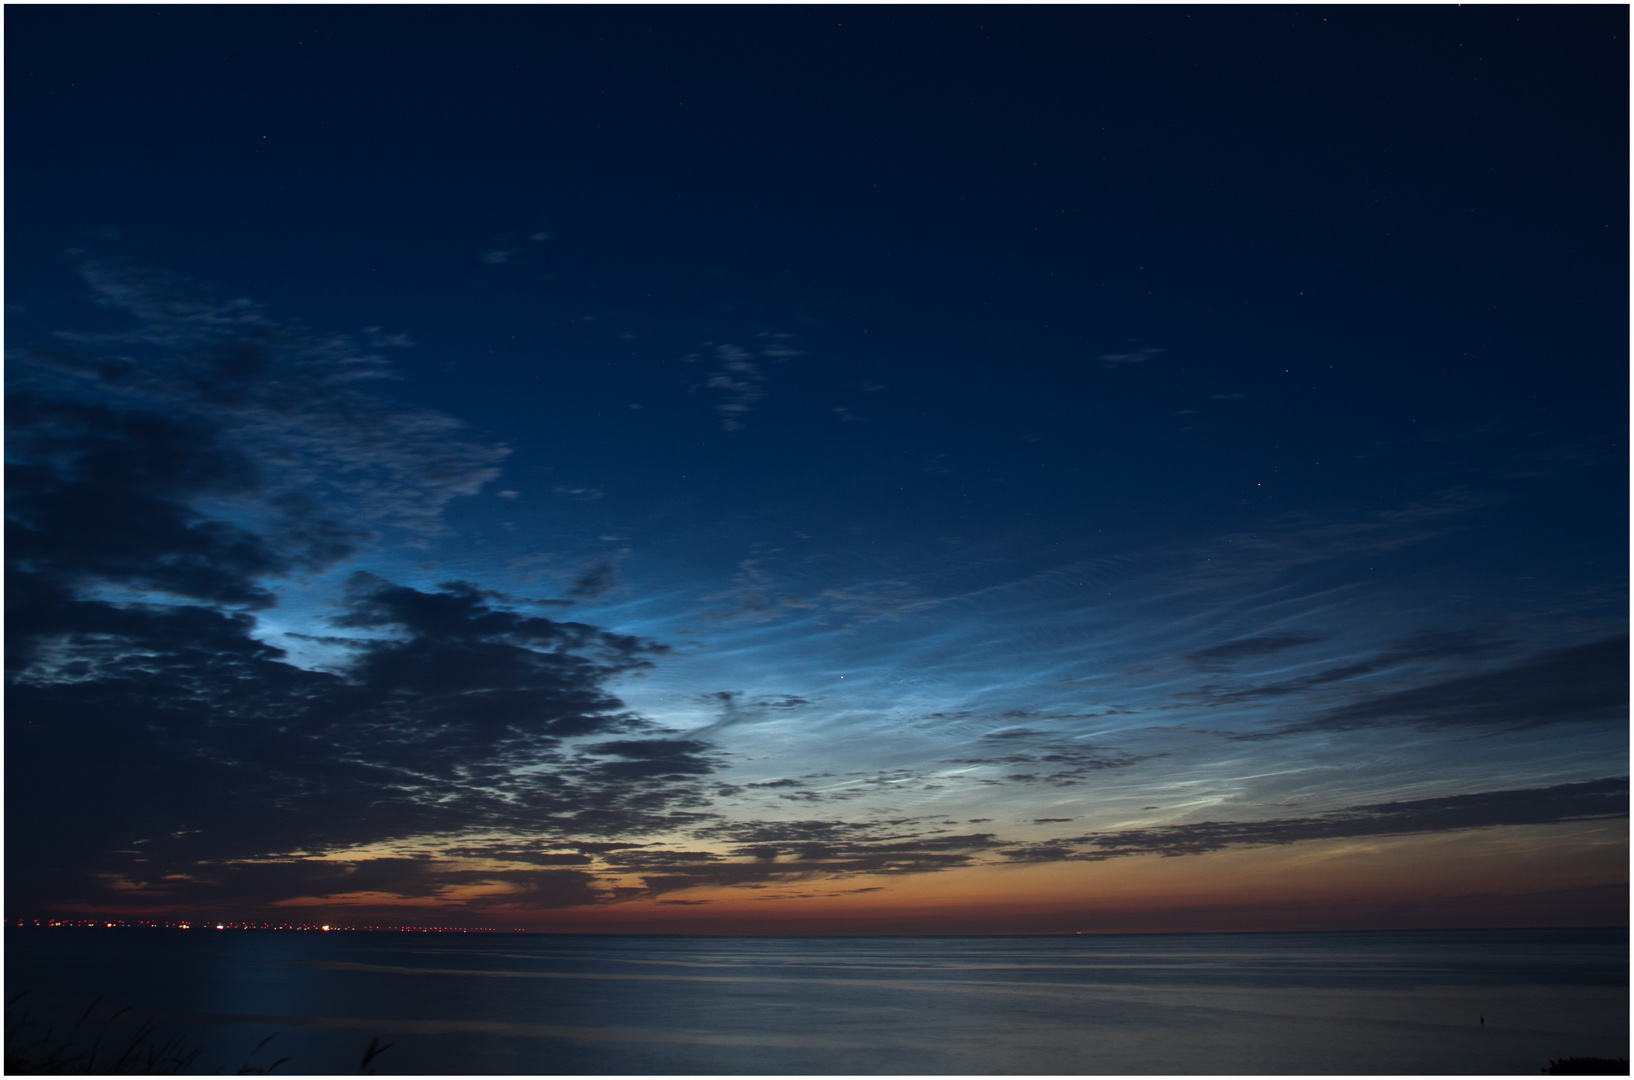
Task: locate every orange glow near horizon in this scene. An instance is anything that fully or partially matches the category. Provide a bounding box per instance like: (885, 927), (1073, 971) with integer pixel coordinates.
(494, 819), (1627, 934)
(45, 820), (1626, 935)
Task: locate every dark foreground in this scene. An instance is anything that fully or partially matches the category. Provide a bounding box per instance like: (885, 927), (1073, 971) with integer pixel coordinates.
(5, 927), (1627, 1074)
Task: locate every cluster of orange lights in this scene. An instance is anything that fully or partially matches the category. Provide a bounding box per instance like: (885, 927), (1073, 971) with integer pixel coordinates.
(5, 918), (524, 932)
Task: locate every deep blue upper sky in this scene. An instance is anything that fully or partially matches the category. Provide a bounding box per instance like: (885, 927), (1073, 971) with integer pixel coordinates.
(5, 5), (1627, 926)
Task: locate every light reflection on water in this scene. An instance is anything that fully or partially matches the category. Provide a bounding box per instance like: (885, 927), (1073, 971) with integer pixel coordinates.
(6, 929), (1626, 1074)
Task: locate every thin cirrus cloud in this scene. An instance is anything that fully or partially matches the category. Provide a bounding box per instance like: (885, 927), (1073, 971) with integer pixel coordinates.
(685, 333), (803, 430)
(479, 227), (553, 266)
(1099, 345), (1163, 369)
(22, 258), (509, 547)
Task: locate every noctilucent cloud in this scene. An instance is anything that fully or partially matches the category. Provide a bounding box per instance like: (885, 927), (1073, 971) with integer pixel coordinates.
(6, 6), (1627, 933)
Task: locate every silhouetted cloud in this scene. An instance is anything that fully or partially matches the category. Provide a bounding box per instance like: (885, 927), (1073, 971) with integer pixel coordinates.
(613, 820), (1007, 897)
(26, 258), (509, 540)
(1186, 634), (1323, 670)
(440, 847), (594, 866)
(7, 395), (290, 610)
(943, 740), (1165, 786)
(6, 569), (701, 913)
(1181, 629), (1512, 706)
(1004, 777), (1629, 862)
(3, 263), (709, 917)
(579, 739), (719, 780)
(567, 558), (621, 599)
(1240, 637), (1627, 739)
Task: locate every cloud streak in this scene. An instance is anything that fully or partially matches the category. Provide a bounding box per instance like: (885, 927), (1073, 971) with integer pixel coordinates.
(1006, 777), (1629, 862)
(1239, 636), (1628, 739)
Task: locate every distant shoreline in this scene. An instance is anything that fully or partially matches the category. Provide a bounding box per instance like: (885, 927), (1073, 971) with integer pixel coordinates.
(7, 922), (1628, 937)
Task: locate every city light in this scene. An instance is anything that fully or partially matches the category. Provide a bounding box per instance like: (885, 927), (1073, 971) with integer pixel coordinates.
(3, 917), (526, 933)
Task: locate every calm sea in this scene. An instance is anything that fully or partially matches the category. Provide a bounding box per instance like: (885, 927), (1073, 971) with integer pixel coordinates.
(4, 927), (1626, 1074)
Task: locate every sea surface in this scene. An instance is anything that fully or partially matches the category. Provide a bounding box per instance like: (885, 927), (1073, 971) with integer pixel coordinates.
(4, 927), (1627, 1074)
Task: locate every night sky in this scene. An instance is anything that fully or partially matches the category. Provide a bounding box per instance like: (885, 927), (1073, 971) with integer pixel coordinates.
(6, 6), (1627, 934)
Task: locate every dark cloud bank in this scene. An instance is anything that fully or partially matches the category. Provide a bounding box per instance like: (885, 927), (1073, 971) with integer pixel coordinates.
(1182, 628), (1626, 741)
(6, 261), (707, 915)
(7, 262), (1627, 920)
(1004, 777), (1629, 864)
